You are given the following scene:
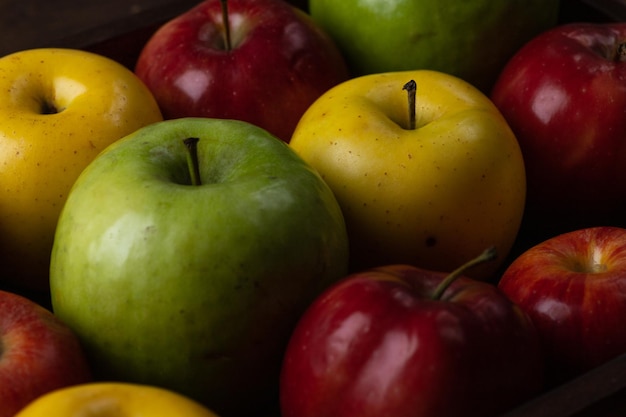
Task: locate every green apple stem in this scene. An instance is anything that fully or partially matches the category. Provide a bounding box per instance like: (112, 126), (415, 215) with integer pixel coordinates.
(220, 0), (232, 51)
(430, 246), (497, 300)
(183, 137), (202, 186)
(402, 80), (417, 130)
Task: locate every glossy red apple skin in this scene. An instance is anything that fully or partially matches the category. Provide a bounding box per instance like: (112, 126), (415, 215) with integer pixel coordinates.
(491, 23), (626, 234)
(280, 264), (544, 417)
(135, 0), (349, 142)
(0, 290), (92, 417)
(499, 227), (626, 382)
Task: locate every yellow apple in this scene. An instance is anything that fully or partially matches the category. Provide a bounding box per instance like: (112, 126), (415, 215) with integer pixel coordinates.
(0, 48), (163, 291)
(14, 382), (219, 417)
(289, 70), (526, 279)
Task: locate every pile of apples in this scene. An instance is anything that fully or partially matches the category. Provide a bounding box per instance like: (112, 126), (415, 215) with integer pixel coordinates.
(1, 0), (625, 416)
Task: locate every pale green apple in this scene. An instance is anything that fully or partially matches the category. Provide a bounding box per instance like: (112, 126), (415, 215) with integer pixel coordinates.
(309, 0), (559, 91)
(49, 118), (349, 417)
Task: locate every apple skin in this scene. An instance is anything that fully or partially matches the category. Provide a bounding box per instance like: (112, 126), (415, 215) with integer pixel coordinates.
(134, 0), (350, 142)
(49, 117), (349, 417)
(0, 48), (163, 291)
(498, 226), (626, 382)
(289, 70), (526, 280)
(491, 23), (626, 235)
(308, 0), (559, 92)
(0, 289), (92, 417)
(280, 262), (544, 417)
(15, 382), (218, 417)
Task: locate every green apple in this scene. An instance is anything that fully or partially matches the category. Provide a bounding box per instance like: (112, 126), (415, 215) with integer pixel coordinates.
(289, 70), (526, 280)
(0, 48), (163, 291)
(309, 0), (559, 92)
(49, 117), (349, 417)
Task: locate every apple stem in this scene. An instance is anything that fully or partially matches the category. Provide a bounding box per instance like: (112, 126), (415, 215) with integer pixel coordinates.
(402, 80), (417, 130)
(615, 42), (626, 62)
(183, 137), (202, 186)
(220, 0), (232, 51)
(430, 246), (497, 300)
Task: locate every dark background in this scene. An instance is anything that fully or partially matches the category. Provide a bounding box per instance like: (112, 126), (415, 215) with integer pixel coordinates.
(1, 1), (625, 416)
(1, 0), (623, 68)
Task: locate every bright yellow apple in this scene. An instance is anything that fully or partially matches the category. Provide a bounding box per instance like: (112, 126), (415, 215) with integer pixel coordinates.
(289, 70), (526, 279)
(0, 48), (163, 291)
(14, 382), (219, 417)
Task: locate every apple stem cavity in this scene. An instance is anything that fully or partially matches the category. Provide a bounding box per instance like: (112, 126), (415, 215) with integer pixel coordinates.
(402, 80), (417, 130)
(430, 246), (498, 300)
(40, 100), (59, 115)
(183, 137), (202, 186)
(220, 0), (232, 51)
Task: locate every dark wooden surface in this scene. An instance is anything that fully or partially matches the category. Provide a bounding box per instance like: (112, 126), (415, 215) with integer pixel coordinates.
(1, 1), (625, 416)
(499, 353), (626, 417)
(1, 0), (621, 63)
(1, 1), (189, 52)
(0, 0), (308, 61)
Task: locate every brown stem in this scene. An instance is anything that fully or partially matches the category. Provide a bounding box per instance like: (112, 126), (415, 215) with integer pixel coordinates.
(430, 246), (497, 300)
(220, 0), (232, 51)
(183, 137), (202, 186)
(615, 42), (626, 63)
(402, 80), (417, 130)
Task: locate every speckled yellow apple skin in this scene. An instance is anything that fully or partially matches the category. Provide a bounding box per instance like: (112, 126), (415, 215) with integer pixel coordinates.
(15, 382), (219, 417)
(289, 70), (526, 279)
(0, 48), (163, 290)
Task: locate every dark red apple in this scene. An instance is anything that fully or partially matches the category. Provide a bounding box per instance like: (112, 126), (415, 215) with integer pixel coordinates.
(134, 0), (350, 142)
(499, 226), (626, 382)
(0, 290), (92, 417)
(491, 23), (626, 234)
(280, 248), (544, 417)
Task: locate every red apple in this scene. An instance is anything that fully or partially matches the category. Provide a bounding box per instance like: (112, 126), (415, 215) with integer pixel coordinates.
(491, 23), (626, 234)
(498, 226), (626, 382)
(134, 0), (349, 142)
(0, 290), (92, 417)
(280, 248), (544, 417)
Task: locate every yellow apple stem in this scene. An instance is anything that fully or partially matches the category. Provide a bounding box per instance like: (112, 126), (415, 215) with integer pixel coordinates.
(430, 246), (497, 300)
(220, 0), (232, 51)
(183, 137), (202, 186)
(402, 80), (417, 130)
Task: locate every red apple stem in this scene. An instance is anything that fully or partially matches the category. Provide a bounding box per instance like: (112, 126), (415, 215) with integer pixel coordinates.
(220, 0), (232, 51)
(403, 80), (417, 130)
(430, 246), (497, 300)
(183, 137), (202, 186)
(615, 42), (626, 63)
